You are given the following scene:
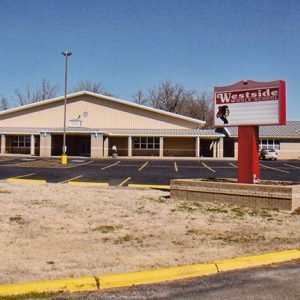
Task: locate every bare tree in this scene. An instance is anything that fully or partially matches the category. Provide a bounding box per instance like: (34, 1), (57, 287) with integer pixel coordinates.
(148, 80), (195, 114)
(132, 90), (148, 105)
(73, 80), (113, 96)
(133, 80), (214, 127)
(14, 79), (60, 106)
(0, 96), (8, 110)
(184, 93), (214, 128)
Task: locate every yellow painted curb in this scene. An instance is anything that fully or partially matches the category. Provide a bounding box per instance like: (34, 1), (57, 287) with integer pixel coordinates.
(98, 263), (217, 289)
(0, 249), (299, 297)
(7, 178), (47, 184)
(0, 276), (98, 297)
(214, 249), (300, 272)
(68, 181), (109, 187)
(128, 184), (170, 190)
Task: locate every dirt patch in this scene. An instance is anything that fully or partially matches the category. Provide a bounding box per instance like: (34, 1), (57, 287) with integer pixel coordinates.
(0, 182), (299, 284)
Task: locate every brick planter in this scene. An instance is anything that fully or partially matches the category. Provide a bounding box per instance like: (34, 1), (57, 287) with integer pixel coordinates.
(170, 179), (300, 213)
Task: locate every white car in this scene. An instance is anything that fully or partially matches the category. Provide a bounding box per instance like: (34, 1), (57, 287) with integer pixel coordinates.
(259, 149), (278, 160)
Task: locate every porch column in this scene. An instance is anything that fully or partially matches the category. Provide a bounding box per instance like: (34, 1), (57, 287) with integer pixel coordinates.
(40, 132), (51, 157)
(159, 136), (164, 157)
(1, 135), (6, 154)
(103, 136), (109, 157)
(91, 133), (103, 158)
(128, 136), (132, 157)
(30, 134), (35, 156)
(213, 140), (218, 158)
(217, 138), (224, 158)
(195, 136), (200, 157)
(234, 140), (238, 158)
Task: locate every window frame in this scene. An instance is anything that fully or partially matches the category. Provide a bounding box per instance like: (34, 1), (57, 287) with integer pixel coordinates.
(259, 139), (280, 150)
(133, 137), (160, 150)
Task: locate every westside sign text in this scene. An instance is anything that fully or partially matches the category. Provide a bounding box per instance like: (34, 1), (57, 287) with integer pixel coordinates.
(215, 88), (279, 104)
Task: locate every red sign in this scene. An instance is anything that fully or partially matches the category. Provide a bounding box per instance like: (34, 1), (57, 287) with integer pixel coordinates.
(214, 80), (286, 127)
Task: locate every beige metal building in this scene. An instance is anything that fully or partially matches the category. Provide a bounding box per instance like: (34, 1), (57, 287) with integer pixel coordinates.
(0, 91), (225, 158)
(222, 121), (300, 159)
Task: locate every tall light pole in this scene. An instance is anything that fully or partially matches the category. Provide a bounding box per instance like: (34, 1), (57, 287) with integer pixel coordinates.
(61, 50), (72, 164)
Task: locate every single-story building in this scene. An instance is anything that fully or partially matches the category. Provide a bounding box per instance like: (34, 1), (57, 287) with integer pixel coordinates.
(0, 91), (225, 158)
(0, 91), (299, 159)
(221, 121), (300, 159)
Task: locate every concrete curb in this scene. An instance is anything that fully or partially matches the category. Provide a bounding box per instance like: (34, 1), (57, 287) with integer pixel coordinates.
(7, 178), (47, 184)
(0, 249), (299, 297)
(68, 181), (109, 187)
(128, 184), (170, 190)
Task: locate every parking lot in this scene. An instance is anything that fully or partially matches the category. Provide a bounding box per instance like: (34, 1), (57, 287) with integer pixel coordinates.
(0, 156), (299, 187)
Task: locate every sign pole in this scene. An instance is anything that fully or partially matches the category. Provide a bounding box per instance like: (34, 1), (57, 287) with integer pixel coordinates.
(237, 126), (260, 183)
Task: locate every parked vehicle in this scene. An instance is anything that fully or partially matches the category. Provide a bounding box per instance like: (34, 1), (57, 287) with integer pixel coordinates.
(259, 149), (278, 160)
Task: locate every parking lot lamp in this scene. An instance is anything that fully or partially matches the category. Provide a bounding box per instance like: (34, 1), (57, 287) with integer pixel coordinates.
(61, 50), (72, 164)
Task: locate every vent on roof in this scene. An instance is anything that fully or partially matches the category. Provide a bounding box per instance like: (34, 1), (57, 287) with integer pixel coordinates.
(69, 119), (82, 127)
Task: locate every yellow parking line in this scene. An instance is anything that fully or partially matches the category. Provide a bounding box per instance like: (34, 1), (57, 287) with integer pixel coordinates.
(202, 162), (215, 173)
(10, 173), (36, 179)
(118, 177), (132, 187)
(174, 162), (178, 172)
(260, 164), (289, 174)
(284, 163), (300, 170)
(58, 175), (83, 184)
(101, 161), (120, 170)
(68, 181), (109, 187)
(7, 178), (46, 184)
(138, 162), (148, 171)
(128, 184), (170, 190)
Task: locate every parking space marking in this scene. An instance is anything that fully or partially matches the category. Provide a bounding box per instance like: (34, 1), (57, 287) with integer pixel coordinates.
(138, 162), (148, 171)
(101, 161), (121, 170)
(66, 160), (94, 169)
(284, 163), (300, 170)
(174, 162), (178, 172)
(58, 175), (83, 184)
(202, 162), (216, 173)
(10, 173), (36, 179)
(118, 177), (132, 187)
(228, 163), (237, 168)
(260, 164), (290, 174)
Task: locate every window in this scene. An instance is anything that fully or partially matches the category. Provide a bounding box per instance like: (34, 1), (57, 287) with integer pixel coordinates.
(11, 135), (31, 148)
(259, 139), (280, 150)
(133, 137), (160, 149)
(69, 119), (82, 127)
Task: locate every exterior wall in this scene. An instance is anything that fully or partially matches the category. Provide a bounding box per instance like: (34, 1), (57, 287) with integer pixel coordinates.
(0, 95), (198, 130)
(163, 137), (195, 157)
(108, 137), (128, 156)
(231, 138), (300, 159)
(132, 149), (159, 156)
(277, 139), (300, 159)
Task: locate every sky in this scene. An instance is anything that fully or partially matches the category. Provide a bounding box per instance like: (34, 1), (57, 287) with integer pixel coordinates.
(0, 0), (299, 119)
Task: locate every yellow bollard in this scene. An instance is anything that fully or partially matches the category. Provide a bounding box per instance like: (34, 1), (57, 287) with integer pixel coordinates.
(61, 154), (68, 165)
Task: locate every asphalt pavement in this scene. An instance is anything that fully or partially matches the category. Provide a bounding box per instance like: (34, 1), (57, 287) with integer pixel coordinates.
(0, 157), (299, 185)
(51, 261), (300, 299)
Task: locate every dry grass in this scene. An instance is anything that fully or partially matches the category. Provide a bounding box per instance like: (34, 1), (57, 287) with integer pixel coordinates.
(0, 182), (299, 285)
